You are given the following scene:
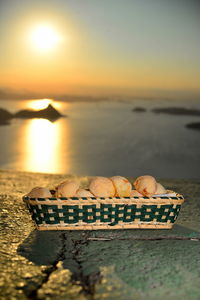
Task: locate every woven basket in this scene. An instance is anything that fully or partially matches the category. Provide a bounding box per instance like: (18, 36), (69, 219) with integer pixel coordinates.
(23, 191), (184, 230)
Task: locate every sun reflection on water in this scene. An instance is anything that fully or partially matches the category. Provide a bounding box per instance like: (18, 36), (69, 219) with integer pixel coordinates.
(23, 118), (69, 174)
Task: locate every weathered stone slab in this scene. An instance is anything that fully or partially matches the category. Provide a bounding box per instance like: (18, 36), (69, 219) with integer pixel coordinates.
(0, 170), (199, 299)
(0, 171), (85, 299)
(76, 239), (200, 300)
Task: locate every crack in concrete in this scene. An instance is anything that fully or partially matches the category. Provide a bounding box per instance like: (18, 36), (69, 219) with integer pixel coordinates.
(22, 232), (67, 299)
(19, 233), (199, 299)
(21, 232), (101, 299)
(70, 232), (101, 300)
(87, 237), (200, 241)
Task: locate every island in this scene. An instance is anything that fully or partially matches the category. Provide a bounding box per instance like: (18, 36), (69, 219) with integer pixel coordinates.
(152, 107), (200, 116)
(0, 108), (13, 125)
(185, 122), (200, 131)
(132, 107), (146, 112)
(14, 104), (64, 121)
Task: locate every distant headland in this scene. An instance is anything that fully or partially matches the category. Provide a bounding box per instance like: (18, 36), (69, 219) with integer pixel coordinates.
(0, 108), (13, 125)
(0, 104), (64, 125)
(152, 107), (200, 116)
(185, 122), (200, 131)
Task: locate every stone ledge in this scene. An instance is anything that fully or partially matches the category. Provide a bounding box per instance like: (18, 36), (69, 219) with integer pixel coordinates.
(0, 170), (199, 299)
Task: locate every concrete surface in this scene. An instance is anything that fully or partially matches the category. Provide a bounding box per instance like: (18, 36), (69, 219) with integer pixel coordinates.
(0, 170), (199, 299)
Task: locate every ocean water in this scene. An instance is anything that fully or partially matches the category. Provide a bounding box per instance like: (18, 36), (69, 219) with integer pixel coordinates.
(0, 98), (200, 178)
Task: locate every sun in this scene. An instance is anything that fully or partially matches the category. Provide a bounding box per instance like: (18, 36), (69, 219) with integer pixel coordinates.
(30, 24), (62, 52)
(27, 99), (52, 110)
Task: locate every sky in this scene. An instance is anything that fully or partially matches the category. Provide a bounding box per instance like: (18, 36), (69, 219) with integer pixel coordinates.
(0, 0), (200, 98)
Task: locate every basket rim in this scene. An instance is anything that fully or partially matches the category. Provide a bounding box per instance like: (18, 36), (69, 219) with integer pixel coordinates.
(22, 191), (184, 205)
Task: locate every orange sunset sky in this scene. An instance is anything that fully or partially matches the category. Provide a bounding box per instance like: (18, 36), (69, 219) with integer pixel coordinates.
(0, 0), (200, 99)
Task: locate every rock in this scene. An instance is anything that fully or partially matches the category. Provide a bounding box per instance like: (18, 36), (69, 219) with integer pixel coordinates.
(14, 104), (64, 121)
(132, 107), (146, 112)
(0, 108), (13, 125)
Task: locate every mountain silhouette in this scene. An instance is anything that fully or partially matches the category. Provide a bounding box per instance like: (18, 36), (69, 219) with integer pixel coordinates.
(14, 104), (64, 121)
(0, 108), (13, 125)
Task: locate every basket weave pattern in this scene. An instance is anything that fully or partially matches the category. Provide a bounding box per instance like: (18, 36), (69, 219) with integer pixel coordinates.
(23, 193), (184, 230)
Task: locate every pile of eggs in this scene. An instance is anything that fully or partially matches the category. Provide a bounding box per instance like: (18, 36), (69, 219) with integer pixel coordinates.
(26, 175), (167, 198)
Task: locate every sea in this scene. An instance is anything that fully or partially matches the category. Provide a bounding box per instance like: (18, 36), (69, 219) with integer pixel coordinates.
(0, 98), (200, 178)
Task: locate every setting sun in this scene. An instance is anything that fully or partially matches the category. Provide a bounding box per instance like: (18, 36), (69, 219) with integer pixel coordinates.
(27, 99), (63, 110)
(29, 24), (63, 52)
(28, 98), (52, 110)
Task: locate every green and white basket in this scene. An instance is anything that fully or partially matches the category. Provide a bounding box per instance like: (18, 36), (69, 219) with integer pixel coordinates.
(23, 191), (184, 230)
